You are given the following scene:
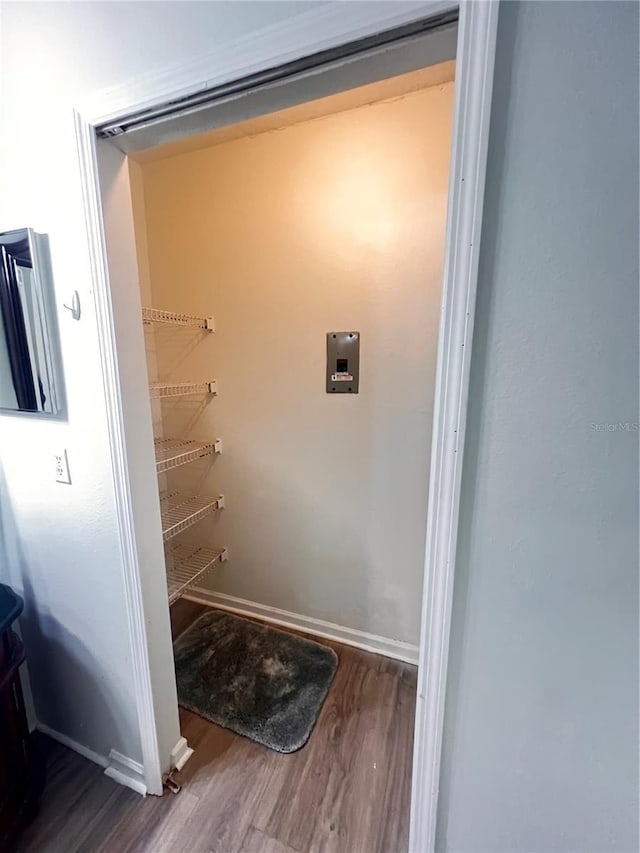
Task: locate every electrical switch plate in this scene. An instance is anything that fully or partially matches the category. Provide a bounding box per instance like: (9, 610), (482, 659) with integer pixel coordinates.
(326, 332), (360, 393)
(54, 449), (72, 484)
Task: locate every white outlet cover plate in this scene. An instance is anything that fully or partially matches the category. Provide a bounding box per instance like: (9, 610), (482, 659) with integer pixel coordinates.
(54, 449), (72, 484)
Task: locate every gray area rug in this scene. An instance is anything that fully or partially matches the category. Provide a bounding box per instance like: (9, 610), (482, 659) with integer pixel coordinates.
(173, 610), (338, 753)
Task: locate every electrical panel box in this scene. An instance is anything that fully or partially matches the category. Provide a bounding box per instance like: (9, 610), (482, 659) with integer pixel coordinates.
(326, 332), (360, 394)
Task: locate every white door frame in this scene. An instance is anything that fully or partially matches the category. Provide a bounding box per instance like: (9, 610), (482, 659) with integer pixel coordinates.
(73, 1), (498, 848)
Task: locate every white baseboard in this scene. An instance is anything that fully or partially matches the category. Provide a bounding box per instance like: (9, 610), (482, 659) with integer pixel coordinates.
(36, 721), (147, 796)
(170, 736), (194, 772)
(105, 749), (147, 796)
(184, 588), (419, 665)
(36, 722), (108, 769)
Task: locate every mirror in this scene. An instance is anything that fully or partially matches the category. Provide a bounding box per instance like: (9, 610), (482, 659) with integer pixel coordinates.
(0, 228), (62, 414)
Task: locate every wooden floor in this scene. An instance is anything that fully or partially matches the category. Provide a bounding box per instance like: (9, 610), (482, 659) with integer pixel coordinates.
(16, 601), (417, 853)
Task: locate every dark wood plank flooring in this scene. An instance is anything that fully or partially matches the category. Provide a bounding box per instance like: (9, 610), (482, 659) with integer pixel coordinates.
(16, 601), (416, 853)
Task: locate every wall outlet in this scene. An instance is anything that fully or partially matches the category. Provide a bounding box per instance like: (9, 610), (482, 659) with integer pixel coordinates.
(54, 449), (72, 484)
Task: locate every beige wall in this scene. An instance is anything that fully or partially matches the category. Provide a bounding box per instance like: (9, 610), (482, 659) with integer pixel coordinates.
(139, 81), (453, 644)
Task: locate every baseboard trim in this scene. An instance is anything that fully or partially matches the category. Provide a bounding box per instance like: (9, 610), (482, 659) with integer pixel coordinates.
(105, 749), (147, 796)
(184, 588), (419, 665)
(35, 722), (147, 796)
(170, 736), (194, 772)
(35, 722), (108, 769)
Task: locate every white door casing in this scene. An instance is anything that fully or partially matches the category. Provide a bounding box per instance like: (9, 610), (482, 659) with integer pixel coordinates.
(73, 1), (498, 846)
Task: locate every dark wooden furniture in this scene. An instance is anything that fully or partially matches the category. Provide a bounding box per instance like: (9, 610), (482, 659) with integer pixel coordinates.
(0, 585), (43, 851)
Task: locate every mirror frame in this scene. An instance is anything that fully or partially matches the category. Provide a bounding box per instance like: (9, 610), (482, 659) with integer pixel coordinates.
(0, 228), (64, 416)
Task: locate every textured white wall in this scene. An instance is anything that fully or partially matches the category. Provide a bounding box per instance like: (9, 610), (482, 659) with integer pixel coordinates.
(139, 82), (453, 645)
(0, 0), (320, 766)
(437, 2), (639, 851)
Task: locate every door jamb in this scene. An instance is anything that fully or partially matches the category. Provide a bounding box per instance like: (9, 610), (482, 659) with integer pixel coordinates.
(409, 4), (498, 849)
(73, 0), (498, 845)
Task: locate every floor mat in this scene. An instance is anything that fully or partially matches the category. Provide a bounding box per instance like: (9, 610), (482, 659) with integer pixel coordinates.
(173, 610), (338, 753)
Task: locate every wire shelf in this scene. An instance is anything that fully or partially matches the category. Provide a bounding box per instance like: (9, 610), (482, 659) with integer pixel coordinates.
(150, 380), (218, 399)
(142, 306), (215, 331)
(154, 438), (221, 473)
(160, 492), (225, 541)
(166, 543), (229, 604)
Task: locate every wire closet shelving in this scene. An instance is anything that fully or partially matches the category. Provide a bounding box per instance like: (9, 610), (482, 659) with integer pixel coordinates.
(142, 304), (228, 602)
(142, 306), (215, 330)
(154, 438), (222, 473)
(160, 492), (225, 542)
(165, 543), (228, 604)
(149, 380), (218, 399)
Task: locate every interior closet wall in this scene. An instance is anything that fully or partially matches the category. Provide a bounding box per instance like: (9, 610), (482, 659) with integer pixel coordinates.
(136, 79), (454, 645)
(130, 162), (163, 434)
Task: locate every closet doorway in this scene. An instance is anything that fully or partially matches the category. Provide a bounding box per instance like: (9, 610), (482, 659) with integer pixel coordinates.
(79, 4), (498, 851)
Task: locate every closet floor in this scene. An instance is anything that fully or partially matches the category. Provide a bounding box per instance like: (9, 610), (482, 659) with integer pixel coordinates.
(16, 601), (417, 853)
